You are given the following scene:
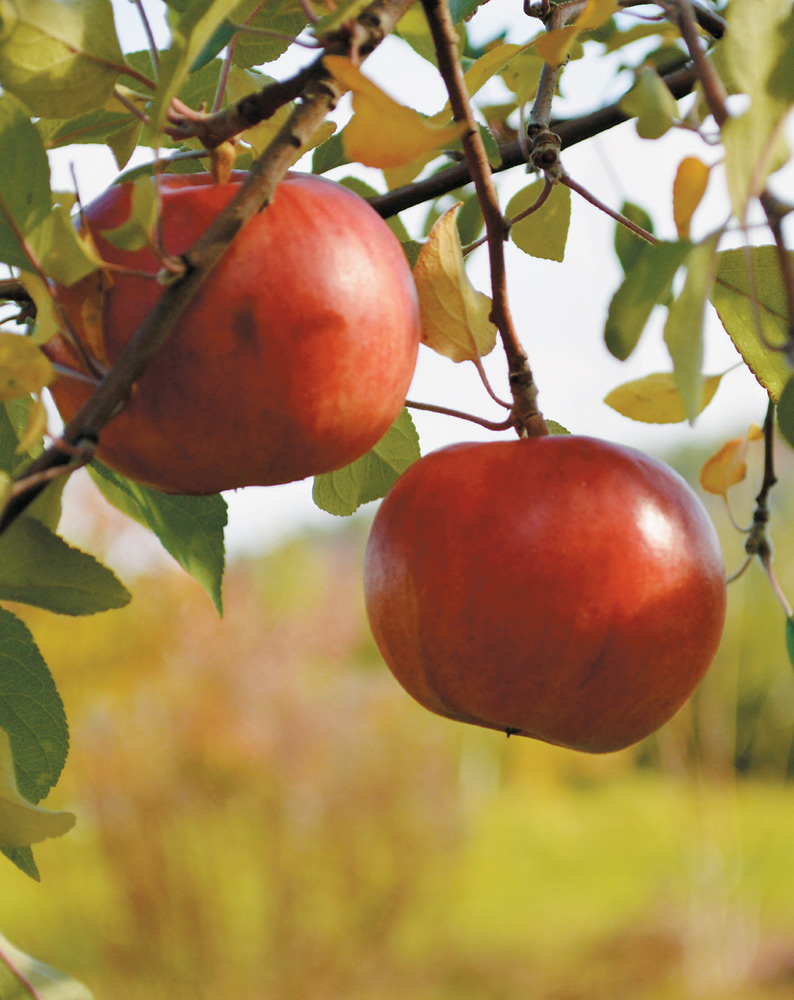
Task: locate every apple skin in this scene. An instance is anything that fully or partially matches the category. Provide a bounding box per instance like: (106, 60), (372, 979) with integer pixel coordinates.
(47, 172), (420, 495)
(364, 436), (727, 754)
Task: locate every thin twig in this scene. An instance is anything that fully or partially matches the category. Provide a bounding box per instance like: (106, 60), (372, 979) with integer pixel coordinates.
(129, 0), (160, 74)
(406, 399), (515, 431)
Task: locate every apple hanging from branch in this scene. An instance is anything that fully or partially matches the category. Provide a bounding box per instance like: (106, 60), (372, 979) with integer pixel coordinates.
(46, 172), (421, 495)
(364, 435), (727, 754)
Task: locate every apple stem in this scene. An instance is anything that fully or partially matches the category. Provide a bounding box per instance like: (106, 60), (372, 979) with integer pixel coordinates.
(420, 0), (548, 439)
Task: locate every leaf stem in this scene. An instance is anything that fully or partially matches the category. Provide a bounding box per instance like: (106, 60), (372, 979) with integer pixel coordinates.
(406, 399), (515, 431)
(561, 173), (659, 244)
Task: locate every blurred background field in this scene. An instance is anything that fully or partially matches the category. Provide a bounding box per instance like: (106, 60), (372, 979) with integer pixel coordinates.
(3, 443), (794, 1000)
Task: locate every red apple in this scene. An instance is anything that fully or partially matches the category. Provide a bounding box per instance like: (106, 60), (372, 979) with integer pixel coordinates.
(47, 172), (420, 495)
(364, 436), (727, 753)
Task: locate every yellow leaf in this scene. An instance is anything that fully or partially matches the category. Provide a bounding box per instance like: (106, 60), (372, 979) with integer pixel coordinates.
(604, 371), (722, 424)
(0, 333), (55, 401)
(18, 271), (61, 345)
(324, 56), (465, 168)
(0, 729), (75, 848)
(699, 423), (763, 497)
(15, 394), (48, 454)
(535, 0), (617, 66)
(413, 204), (497, 363)
(673, 156), (711, 238)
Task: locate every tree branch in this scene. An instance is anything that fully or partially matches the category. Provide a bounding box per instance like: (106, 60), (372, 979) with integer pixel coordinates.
(0, 0), (417, 534)
(421, 0), (546, 437)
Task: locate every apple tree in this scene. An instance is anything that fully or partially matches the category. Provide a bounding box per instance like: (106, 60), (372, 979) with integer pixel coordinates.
(0, 0), (792, 984)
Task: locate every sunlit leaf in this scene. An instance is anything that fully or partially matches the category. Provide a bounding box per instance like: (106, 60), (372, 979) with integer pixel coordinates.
(324, 55), (465, 169)
(711, 246), (794, 402)
(313, 409), (420, 516)
(0, 333), (54, 401)
(0, 93), (52, 273)
(17, 272), (61, 345)
(535, 0), (617, 66)
(0, 0), (126, 117)
(314, 0), (371, 36)
(663, 235), (719, 423)
(619, 66), (679, 138)
(0, 932), (95, 998)
(87, 461), (227, 615)
(102, 176), (160, 252)
(673, 157), (711, 238)
(721, 0), (794, 217)
(413, 203), (497, 363)
(605, 371), (722, 424)
(506, 180), (571, 262)
(605, 239), (690, 360)
(0, 729), (74, 849)
(14, 393), (46, 454)
(500, 49), (545, 103)
(144, 0), (242, 141)
(699, 423), (763, 496)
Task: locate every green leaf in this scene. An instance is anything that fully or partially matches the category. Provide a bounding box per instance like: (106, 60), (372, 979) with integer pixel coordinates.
(787, 616), (794, 669)
(546, 420), (571, 435)
(506, 180), (571, 262)
(102, 177), (160, 252)
(190, 18), (235, 71)
(231, 0), (307, 69)
(0, 606), (68, 806)
(311, 131), (348, 174)
(619, 66), (679, 139)
(456, 188), (485, 246)
(144, 0), (242, 141)
(0, 728), (74, 848)
(27, 201), (100, 287)
(1, 844), (37, 879)
(0, 0), (126, 117)
(312, 409), (420, 516)
(605, 240), (691, 360)
(450, 0), (481, 22)
(0, 931), (95, 996)
(663, 236), (719, 423)
(777, 377), (794, 450)
(87, 462), (226, 615)
(614, 201), (655, 274)
(0, 518), (130, 614)
(0, 93), (52, 273)
(710, 246), (794, 402)
(401, 239), (424, 269)
(313, 0), (371, 37)
(395, 4), (440, 65)
(720, 0), (794, 217)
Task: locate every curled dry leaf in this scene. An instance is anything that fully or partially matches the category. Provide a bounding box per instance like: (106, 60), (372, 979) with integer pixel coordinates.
(699, 423), (764, 497)
(323, 56), (465, 169)
(413, 203), (497, 363)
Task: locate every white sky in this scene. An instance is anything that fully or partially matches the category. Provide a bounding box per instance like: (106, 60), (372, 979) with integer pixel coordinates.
(50, 1), (788, 558)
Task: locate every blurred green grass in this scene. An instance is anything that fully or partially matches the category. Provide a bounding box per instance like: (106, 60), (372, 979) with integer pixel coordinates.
(2, 462), (794, 999)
